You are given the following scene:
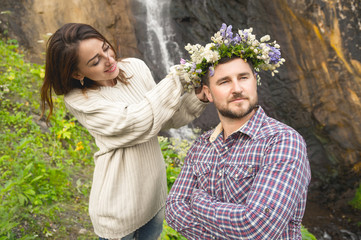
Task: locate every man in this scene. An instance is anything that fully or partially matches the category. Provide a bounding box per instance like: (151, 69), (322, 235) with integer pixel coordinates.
(165, 24), (311, 239)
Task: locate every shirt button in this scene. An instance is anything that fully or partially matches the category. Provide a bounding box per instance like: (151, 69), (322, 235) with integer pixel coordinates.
(218, 171), (223, 177)
(225, 146), (228, 150)
(248, 167), (253, 174)
(264, 207), (270, 214)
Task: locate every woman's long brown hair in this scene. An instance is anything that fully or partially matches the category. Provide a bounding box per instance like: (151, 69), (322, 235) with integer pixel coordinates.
(40, 23), (129, 122)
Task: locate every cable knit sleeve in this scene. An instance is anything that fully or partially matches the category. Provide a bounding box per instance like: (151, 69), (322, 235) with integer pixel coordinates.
(64, 60), (183, 149)
(161, 91), (207, 130)
(135, 58), (207, 130)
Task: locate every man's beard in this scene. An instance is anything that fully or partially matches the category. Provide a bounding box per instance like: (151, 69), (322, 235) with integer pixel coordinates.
(216, 93), (258, 119)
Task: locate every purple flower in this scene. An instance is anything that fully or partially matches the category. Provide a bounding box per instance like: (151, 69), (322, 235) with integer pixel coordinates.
(226, 25), (233, 39)
(196, 69), (202, 74)
(232, 34), (241, 44)
(191, 62), (197, 71)
(220, 23), (227, 38)
(239, 31), (248, 41)
(209, 66), (215, 76)
(268, 46), (281, 64)
(180, 58), (187, 64)
(220, 24), (235, 46)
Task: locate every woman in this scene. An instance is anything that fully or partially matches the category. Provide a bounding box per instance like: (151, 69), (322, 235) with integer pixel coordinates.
(40, 23), (207, 240)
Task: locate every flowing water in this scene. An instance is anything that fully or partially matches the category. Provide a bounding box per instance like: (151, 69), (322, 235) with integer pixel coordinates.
(141, 0), (181, 79)
(140, 0), (195, 140)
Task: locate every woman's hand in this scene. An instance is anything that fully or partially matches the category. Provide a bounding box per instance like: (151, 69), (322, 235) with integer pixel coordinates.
(195, 86), (209, 103)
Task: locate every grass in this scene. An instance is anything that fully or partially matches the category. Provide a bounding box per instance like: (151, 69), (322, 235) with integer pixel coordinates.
(0, 39), (96, 239)
(0, 38), (318, 239)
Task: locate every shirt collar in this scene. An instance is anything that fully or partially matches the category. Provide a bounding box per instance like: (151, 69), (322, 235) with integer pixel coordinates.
(209, 123), (223, 142)
(209, 106), (267, 142)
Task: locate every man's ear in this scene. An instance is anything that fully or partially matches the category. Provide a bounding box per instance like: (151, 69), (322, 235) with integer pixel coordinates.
(203, 85), (213, 103)
(72, 72), (84, 81)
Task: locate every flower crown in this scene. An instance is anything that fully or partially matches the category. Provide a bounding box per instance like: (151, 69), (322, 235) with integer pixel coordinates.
(168, 23), (285, 91)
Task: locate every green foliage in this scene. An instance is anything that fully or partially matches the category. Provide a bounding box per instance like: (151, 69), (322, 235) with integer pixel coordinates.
(0, 39), (96, 239)
(160, 220), (187, 240)
(301, 226), (317, 240)
(159, 136), (192, 240)
(159, 136), (193, 192)
(349, 182), (361, 210)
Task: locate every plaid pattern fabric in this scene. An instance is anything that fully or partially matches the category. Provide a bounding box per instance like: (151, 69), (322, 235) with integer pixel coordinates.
(166, 107), (311, 240)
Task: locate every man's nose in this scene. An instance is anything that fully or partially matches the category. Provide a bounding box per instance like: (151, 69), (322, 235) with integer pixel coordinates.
(232, 80), (243, 93)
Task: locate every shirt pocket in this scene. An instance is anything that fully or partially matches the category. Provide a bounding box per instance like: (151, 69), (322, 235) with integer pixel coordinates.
(192, 163), (212, 191)
(224, 165), (257, 204)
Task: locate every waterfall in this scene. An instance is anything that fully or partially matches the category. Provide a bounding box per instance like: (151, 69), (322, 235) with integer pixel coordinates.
(134, 0), (198, 141)
(141, 0), (181, 79)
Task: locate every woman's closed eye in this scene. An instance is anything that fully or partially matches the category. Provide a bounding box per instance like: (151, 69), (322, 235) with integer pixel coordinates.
(91, 45), (110, 66)
(103, 44), (110, 52)
(92, 58), (100, 66)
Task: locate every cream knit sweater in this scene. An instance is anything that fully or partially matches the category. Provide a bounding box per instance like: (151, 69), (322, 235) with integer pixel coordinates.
(64, 58), (206, 238)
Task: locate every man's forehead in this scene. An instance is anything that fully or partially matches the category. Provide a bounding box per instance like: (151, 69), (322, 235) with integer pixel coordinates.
(212, 58), (253, 77)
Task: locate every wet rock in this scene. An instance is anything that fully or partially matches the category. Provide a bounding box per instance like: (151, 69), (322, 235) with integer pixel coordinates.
(168, 0), (361, 193)
(0, 0), (140, 63)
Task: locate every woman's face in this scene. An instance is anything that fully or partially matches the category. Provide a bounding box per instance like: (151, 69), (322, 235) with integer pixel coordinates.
(73, 38), (119, 85)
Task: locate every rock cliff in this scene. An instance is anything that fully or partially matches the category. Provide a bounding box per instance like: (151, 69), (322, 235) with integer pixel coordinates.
(1, 0), (360, 237)
(168, 0), (361, 186)
(168, 0), (361, 237)
(0, 0), (140, 63)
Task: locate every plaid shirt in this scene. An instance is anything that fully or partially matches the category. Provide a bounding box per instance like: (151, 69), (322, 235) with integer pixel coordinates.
(166, 107), (311, 240)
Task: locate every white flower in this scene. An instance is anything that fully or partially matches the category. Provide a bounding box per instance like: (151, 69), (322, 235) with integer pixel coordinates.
(260, 35), (270, 42)
(205, 43), (215, 50)
(184, 73), (191, 83)
(252, 40), (259, 47)
(244, 28), (253, 33)
(173, 24), (285, 92)
(211, 32), (223, 44)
